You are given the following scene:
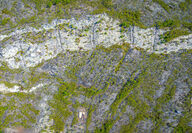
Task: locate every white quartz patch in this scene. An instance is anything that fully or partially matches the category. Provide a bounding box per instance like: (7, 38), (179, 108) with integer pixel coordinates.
(29, 83), (44, 92)
(0, 83), (44, 93)
(0, 83), (20, 93)
(2, 46), (19, 58)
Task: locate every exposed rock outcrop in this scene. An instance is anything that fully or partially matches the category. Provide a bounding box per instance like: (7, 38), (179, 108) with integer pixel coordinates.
(1, 14), (191, 69)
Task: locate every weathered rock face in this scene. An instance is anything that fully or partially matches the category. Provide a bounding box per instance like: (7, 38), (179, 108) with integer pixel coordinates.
(0, 14), (192, 133)
(1, 14), (191, 69)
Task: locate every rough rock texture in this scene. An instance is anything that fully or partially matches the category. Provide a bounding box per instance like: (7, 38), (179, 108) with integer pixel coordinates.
(1, 42), (192, 132)
(0, 0), (192, 132)
(0, 14), (192, 69)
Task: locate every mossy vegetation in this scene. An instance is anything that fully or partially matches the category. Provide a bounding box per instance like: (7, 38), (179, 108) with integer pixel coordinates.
(0, 0), (192, 131)
(179, 0), (192, 11)
(156, 18), (191, 42)
(118, 10), (145, 28)
(0, 0), (191, 43)
(160, 29), (190, 42)
(0, 93), (39, 130)
(0, 42), (191, 132)
(70, 46), (191, 133)
(114, 43), (130, 72)
(152, 0), (170, 13)
(86, 105), (96, 131)
(95, 119), (118, 133)
(1, 17), (11, 26)
(182, 22), (192, 31)
(174, 89), (192, 132)
(102, 0), (113, 9)
(0, 81), (19, 88)
(0, 62), (22, 74)
(48, 81), (78, 132)
(157, 19), (181, 29)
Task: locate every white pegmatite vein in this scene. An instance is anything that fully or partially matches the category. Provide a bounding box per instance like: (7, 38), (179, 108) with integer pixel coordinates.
(0, 14), (191, 69)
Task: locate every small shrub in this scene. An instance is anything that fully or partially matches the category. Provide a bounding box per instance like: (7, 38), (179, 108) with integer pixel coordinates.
(160, 29), (189, 42)
(182, 22), (192, 31)
(1, 8), (11, 14)
(152, 0), (170, 13)
(118, 10), (144, 28)
(1, 18), (10, 26)
(157, 19), (180, 29)
(179, 0), (191, 11)
(102, 0), (113, 8)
